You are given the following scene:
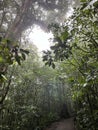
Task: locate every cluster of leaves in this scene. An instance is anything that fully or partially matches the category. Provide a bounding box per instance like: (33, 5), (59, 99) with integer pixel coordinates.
(0, 37), (29, 111)
(0, 37), (29, 81)
(43, 0), (98, 129)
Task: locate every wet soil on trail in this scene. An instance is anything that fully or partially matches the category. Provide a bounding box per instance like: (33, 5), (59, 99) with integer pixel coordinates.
(44, 118), (75, 130)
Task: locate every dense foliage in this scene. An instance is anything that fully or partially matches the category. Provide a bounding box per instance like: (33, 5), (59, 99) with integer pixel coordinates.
(1, 0), (98, 130)
(0, 0), (76, 129)
(0, 47), (71, 130)
(0, 37), (29, 110)
(43, 0), (98, 129)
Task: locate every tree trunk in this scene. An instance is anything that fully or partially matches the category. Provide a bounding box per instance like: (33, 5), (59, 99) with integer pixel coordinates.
(5, 0), (32, 40)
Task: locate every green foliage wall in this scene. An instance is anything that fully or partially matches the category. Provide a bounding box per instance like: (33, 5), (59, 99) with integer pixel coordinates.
(0, 37), (29, 108)
(0, 49), (71, 130)
(43, 0), (98, 129)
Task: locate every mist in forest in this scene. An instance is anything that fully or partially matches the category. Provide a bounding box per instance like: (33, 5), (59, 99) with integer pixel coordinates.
(0, 0), (98, 130)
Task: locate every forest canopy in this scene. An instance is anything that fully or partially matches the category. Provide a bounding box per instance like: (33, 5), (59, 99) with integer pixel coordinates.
(0, 0), (77, 40)
(0, 0), (98, 130)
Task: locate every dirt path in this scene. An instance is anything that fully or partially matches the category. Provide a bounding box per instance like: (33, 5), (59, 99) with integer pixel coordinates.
(45, 118), (75, 130)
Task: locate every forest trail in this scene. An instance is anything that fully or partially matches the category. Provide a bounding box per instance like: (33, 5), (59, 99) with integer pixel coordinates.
(45, 118), (75, 130)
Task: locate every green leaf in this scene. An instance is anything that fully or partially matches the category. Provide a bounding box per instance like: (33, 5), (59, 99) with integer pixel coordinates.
(1, 74), (7, 81)
(60, 31), (69, 41)
(83, 83), (87, 87)
(93, 1), (98, 8)
(45, 62), (49, 66)
(52, 63), (55, 69)
(20, 49), (29, 55)
(22, 53), (26, 60)
(15, 55), (21, 65)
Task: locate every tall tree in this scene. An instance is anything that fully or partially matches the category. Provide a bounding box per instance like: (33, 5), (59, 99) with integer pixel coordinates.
(0, 0), (76, 40)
